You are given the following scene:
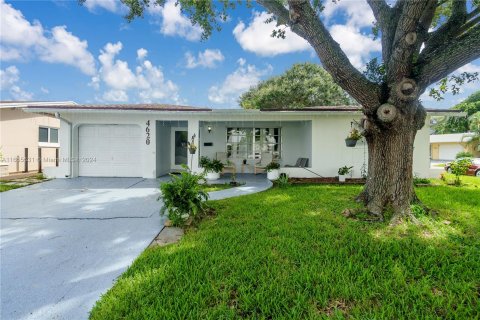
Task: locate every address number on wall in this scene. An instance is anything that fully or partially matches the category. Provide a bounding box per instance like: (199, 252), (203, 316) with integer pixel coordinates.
(146, 120), (151, 145)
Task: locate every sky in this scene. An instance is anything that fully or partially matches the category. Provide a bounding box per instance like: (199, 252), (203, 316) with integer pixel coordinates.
(0, 0), (479, 109)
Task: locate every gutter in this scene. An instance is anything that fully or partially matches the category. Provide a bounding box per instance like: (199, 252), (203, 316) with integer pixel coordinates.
(54, 112), (73, 178)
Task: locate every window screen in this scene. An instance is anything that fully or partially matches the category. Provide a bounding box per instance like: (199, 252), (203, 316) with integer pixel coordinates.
(50, 128), (59, 143)
(39, 127), (49, 143)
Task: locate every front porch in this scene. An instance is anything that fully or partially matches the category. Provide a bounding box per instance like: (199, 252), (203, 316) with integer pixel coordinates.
(198, 120), (312, 175)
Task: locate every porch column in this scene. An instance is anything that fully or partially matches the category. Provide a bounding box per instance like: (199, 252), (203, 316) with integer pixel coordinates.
(143, 119), (157, 178)
(188, 119), (200, 173)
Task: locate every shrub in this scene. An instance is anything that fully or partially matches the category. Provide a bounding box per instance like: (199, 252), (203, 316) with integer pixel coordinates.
(159, 168), (209, 226)
(450, 158), (472, 186)
(413, 174), (430, 186)
(338, 166), (353, 175)
(265, 162), (280, 172)
(456, 151), (473, 159)
(276, 173), (290, 188)
(200, 157), (224, 173)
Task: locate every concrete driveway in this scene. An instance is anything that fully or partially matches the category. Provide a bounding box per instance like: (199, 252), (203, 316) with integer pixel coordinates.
(1, 177), (164, 320)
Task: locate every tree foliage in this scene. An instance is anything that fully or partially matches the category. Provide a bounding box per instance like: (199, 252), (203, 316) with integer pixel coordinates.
(239, 63), (351, 109)
(433, 90), (480, 134)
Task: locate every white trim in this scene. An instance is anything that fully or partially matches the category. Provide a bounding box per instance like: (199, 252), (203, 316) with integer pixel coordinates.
(38, 142), (60, 148)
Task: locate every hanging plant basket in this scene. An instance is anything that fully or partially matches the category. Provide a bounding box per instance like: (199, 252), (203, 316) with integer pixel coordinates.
(345, 138), (358, 147)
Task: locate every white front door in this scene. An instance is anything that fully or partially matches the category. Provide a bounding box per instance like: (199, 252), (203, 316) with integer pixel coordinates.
(79, 124), (142, 177)
(171, 128), (188, 170)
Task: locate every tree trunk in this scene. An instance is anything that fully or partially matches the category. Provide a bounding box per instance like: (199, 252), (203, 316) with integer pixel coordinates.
(358, 99), (425, 224)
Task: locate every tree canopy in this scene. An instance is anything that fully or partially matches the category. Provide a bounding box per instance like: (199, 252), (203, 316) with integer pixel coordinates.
(239, 63), (351, 109)
(433, 90), (480, 134)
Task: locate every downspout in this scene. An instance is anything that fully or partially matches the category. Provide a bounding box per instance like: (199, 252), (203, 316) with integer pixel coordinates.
(54, 112), (73, 178)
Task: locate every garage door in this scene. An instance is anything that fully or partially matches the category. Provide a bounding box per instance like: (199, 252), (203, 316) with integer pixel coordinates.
(438, 144), (464, 160)
(79, 125), (142, 177)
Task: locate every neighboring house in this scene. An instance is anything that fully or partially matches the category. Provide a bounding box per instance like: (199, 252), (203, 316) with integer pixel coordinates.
(0, 101), (76, 176)
(430, 133), (479, 161)
(23, 104), (461, 179)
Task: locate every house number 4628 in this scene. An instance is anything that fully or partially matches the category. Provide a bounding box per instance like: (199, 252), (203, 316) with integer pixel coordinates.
(146, 120), (151, 145)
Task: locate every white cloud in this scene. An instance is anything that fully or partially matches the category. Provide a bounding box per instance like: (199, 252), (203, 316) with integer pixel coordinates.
(137, 48), (148, 60)
(208, 59), (272, 105)
(233, 11), (311, 57)
(185, 49), (224, 69)
(38, 26), (96, 75)
(329, 24), (381, 69)
(94, 42), (180, 103)
(0, 0), (95, 75)
(457, 63), (480, 74)
(0, 65), (33, 100)
(103, 89), (128, 102)
(322, 0), (375, 28)
(83, 0), (120, 13)
(40, 86), (49, 94)
(148, 0), (202, 41)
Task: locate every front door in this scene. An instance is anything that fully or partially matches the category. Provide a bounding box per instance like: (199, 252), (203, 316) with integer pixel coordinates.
(171, 128), (188, 170)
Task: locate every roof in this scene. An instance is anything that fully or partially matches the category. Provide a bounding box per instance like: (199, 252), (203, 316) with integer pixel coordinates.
(430, 133), (475, 143)
(21, 103), (465, 117)
(261, 106), (464, 114)
(0, 101), (77, 109)
(25, 103), (212, 112)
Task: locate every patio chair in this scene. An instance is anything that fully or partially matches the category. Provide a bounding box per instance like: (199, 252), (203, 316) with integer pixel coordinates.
(285, 158), (309, 168)
(216, 152), (236, 175)
(254, 152), (273, 175)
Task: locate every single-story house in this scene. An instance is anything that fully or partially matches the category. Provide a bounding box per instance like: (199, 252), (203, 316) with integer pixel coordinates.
(430, 133), (479, 161)
(0, 101), (76, 176)
(23, 104), (461, 179)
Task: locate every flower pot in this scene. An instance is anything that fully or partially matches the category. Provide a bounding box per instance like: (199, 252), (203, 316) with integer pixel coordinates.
(338, 175), (346, 182)
(189, 148), (197, 154)
(206, 171), (220, 181)
(345, 139), (357, 147)
(267, 169), (280, 180)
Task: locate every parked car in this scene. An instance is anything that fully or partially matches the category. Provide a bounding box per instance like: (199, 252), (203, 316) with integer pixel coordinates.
(444, 158), (480, 177)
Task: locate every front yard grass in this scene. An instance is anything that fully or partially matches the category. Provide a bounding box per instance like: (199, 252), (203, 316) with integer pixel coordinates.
(0, 183), (21, 192)
(90, 177), (480, 319)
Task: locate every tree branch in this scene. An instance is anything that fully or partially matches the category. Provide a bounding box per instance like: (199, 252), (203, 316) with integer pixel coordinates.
(417, 25), (480, 89)
(422, 0), (467, 57)
(366, 0), (391, 26)
(386, 0), (431, 82)
(258, 0), (381, 110)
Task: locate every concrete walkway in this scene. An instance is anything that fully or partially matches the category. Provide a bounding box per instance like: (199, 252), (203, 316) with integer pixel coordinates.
(0, 175), (271, 320)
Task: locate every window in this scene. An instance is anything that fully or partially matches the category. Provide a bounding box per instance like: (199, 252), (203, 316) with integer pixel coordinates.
(226, 127), (281, 160)
(39, 127), (49, 143)
(50, 128), (58, 143)
(39, 127), (59, 144)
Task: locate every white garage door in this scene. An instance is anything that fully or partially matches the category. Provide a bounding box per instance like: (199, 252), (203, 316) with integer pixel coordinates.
(79, 125), (142, 177)
(438, 144), (464, 161)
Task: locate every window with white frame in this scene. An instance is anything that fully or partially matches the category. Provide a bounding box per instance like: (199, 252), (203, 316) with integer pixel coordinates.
(39, 127), (59, 144)
(226, 127), (281, 160)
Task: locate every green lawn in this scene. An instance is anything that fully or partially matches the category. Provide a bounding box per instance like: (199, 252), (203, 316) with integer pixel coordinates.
(0, 183), (21, 192)
(90, 177), (480, 319)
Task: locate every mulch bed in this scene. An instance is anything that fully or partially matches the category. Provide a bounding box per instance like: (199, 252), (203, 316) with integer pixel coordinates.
(289, 177), (366, 185)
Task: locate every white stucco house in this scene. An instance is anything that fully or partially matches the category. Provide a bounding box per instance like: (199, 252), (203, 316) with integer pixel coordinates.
(430, 133), (479, 161)
(23, 104), (460, 179)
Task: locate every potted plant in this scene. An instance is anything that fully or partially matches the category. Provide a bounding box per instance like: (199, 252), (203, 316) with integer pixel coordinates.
(187, 134), (197, 154)
(338, 166), (353, 182)
(200, 156), (224, 181)
(345, 128), (362, 147)
(265, 162), (280, 180)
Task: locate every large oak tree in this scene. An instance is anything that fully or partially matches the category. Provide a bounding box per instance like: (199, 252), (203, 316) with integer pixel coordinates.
(118, 0), (480, 223)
